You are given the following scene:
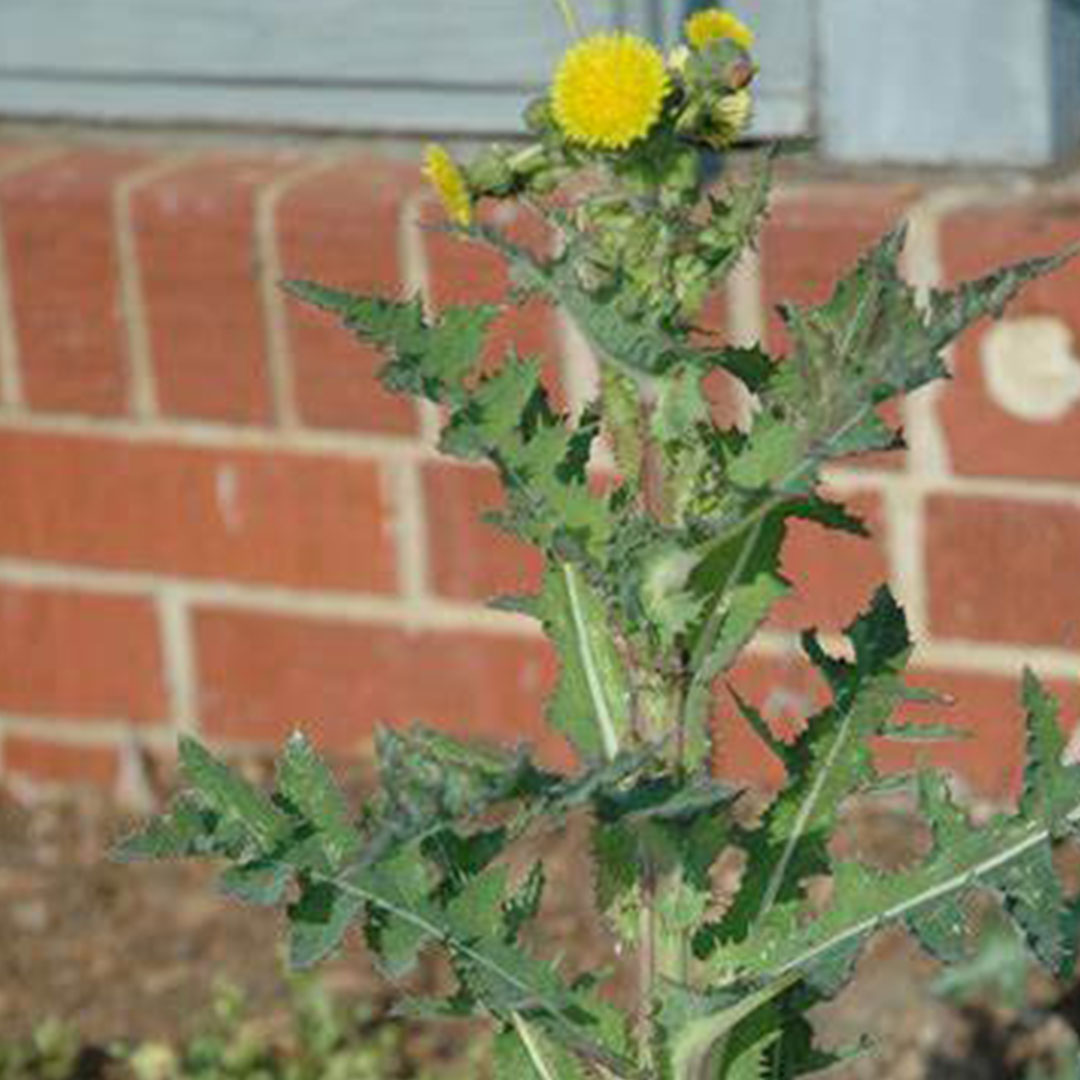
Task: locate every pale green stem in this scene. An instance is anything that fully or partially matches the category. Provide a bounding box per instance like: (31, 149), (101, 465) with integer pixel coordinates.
(552, 0), (583, 37)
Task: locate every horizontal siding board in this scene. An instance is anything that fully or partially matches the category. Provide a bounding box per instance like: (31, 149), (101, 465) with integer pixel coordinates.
(817, 0), (1069, 164)
(0, 0), (813, 137)
(0, 78), (538, 133)
(1, 0), (570, 83)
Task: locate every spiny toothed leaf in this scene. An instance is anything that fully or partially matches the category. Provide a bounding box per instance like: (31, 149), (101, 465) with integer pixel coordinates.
(503, 862), (545, 943)
(283, 281), (498, 406)
(113, 794), (220, 861)
(288, 879), (364, 969)
(723, 231), (1077, 502)
(708, 588), (915, 946)
(493, 1020), (589, 1080)
(439, 355), (613, 556)
(177, 736), (288, 854)
(218, 861), (291, 906)
(277, 732), (358, 867)
(706, 681), (1080, 997)
(362, 844), (434, 977)
(533, 561), (633, 764)
(656, 974), (798, 1080)
(926, 246), (1079, 348)
(1019, 667), (1080, 831)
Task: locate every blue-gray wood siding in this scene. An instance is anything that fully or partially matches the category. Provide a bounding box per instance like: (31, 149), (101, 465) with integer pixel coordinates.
(0, 0), (812, 138)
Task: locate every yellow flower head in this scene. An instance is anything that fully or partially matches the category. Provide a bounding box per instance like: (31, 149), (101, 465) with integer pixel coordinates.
(552, 32), (670, 150)
(423, 144), (472, 227)
(684, 8), (755, 52)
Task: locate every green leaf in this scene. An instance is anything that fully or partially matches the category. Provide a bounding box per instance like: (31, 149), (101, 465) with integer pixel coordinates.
(113, 794), (220, 861)
(284, 281), (499, 407)
(535, 562), (633, 763)
(218, 861), (290, 906)
(709, 683), (1080, 997)
(1019, 668), (1080, 831)
(658, 974), (798, 1080)
(503, 862), (546, 943)
(178, 737), (287, 853)
(277, 732), (358, 867)
(288, 880), (364, 969)
(494, 1019), (588, 1080)
(362, 846), (434, 977)
(709, 588), (914, 945)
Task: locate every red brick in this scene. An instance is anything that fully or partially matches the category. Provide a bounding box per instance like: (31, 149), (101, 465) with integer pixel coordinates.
(4, 735), (120, 788)
(927, 495), (1080, 649)
(278, 156), (419, 434)
(715, 652), (827, 788)
(194, 608), (569, 766)
(423, 198), (562, 384)
(0, 145), (50, 172)
(423, 463), (543, 603)
(0, 429), (396, 593)
(876, 668), (1080, 800)
(133, 154), (295, 423)
(0, 583), (164, 721)
(771, 491), (890, 633)
(939, 199), (1080, 482)
(0, 149), (149, 415)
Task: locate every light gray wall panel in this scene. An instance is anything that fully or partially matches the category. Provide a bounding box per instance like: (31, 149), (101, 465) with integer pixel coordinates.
(719, 0), (814, 138)
(818, 0), (1077, 165)
(0, 0), (811, 137)
(0, 0), (646, 133)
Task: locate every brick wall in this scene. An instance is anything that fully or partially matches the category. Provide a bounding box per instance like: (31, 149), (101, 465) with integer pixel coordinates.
(0, 137), (1078, 799)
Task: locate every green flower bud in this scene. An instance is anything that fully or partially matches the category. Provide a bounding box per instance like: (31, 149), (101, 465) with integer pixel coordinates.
(465, 147), (516, 196)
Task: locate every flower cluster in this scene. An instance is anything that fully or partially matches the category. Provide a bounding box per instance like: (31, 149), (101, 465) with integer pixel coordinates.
(424, 4), (756, 225)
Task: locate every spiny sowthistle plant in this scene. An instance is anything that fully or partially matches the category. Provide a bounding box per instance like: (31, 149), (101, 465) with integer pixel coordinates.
(118, 5), (1080, 1078)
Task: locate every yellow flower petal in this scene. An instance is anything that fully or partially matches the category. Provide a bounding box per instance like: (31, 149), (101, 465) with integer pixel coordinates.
(552, 32), (670, 151)
(684, 9), (755, 52)
(423, 144), (472, 227)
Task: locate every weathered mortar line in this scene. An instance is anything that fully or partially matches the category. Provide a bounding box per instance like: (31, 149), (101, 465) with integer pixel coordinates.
(0, 557), (541, 637)
(825, 463), (1080, 506)
(0, 146), (66, 409)
(392, 186), (442, 601)
(385, 457), (432, 604)
(0, 714), (178, 748)
(2, 404), (1076, 504)
(113, 153), (195, 419)
(255, 151), (344, 431)
(0, 406), (438, 461)
(156, 588), (200, 734)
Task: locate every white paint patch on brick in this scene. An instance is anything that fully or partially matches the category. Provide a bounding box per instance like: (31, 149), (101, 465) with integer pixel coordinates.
(214, 462), (244, 533)
(981, 315), (1080, 422)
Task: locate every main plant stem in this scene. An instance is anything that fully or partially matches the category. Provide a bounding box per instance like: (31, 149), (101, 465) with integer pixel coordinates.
(551, 0), (582, 37)
(634, 387), (693, 1066)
